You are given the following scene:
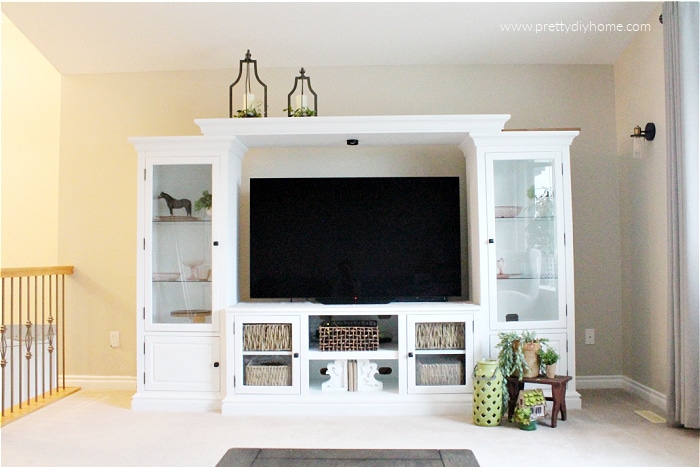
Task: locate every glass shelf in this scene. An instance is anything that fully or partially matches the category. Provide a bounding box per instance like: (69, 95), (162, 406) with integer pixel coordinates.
(152, 279), (212, 283)
(154, 217), (211, 223)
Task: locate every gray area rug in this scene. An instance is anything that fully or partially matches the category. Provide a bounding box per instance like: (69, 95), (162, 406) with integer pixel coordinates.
(215, 448), (479, 467)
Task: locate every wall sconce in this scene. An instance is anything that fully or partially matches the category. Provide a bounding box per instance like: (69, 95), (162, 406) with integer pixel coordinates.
(630, 122), (656, 159)
(286, 68), (318, 117)
(229, 50), (268, 118)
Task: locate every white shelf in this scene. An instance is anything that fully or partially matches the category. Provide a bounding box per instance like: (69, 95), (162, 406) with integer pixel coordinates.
(413, 349), (466, 356)
(308, 379), (400, 396)
(307, 342), (400, 361)
(195, 114), (511, 148)
(242, 350), (294, 356)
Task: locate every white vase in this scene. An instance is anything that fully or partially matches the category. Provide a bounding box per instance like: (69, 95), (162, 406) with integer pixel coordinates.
(545, 363), (556, 378)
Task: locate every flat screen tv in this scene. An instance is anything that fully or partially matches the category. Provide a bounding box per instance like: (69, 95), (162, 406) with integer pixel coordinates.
(249, 177), (463, 304)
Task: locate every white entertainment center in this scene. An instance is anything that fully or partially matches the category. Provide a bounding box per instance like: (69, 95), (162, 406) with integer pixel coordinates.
(130, 115), (580, 415)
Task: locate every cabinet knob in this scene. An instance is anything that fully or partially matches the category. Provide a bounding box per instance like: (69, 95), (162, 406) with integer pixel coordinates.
(213, 362), (220, 368)
(293, 353), (299, 358)
(213, 241), (219, 246)
(408, 352), (414, 358)
(488, 238), (495, 244)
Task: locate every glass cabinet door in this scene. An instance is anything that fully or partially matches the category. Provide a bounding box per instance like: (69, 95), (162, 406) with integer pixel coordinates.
(488, 155), (566, 328)
(406, 315), (473, 394)
(147, 162), (216, 330)
(234, 315), (301, 395)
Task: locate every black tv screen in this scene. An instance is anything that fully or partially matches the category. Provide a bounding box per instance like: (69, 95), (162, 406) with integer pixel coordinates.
(249, 177), (463, 304)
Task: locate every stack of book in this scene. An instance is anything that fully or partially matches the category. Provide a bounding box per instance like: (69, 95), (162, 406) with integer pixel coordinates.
(347, 360), (358, 391)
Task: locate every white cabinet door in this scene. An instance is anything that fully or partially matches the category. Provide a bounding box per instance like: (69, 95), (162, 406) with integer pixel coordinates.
(144, 335), (220, 392)
(407, 314), (474, 394)
(234, 315), (301, 395)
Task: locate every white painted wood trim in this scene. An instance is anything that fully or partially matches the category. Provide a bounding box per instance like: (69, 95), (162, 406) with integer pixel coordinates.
(65, 375), (137, 391)
(576, 375), (666, 410)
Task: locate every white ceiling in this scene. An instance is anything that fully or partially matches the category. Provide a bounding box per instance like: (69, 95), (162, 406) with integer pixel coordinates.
(2, 2), (661, 75)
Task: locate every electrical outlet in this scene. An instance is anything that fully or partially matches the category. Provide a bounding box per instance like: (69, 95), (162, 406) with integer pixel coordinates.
(585, 328), (595, 345)
(110, 331), (120, 348)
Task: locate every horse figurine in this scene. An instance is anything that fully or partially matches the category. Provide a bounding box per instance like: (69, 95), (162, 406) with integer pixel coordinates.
(158, 192), (192, 216)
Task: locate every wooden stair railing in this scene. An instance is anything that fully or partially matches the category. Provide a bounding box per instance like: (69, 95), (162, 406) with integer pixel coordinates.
(1, 266), (75, 424)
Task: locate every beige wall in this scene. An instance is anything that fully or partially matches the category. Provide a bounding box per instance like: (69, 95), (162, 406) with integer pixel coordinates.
(4, 16), (630, 383)
(614, 6), (667, 394)
(56, 64), (620, 380)
(1, 14), (61, 267)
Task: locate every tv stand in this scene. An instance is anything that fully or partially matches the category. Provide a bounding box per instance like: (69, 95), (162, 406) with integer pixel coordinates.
(224, 301), (476, 416)
(130, 115), (580, 415)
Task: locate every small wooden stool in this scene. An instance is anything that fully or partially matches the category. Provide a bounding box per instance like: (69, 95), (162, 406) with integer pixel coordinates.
(506, 375), (573, 427)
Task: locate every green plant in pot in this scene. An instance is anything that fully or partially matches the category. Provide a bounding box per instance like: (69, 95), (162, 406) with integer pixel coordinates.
(539, 346), (559, 378)
(495, 331), (548, 413)
(516, 330), (547, 379)
(194, 190), (212, 217)
(513, 390), (545, 430)
(513, 406), (536, 430)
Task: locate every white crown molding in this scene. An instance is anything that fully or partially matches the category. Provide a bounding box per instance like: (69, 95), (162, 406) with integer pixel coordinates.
(194, 114), (512, 148)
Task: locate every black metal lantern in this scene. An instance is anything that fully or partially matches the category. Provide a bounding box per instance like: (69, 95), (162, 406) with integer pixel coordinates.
(286, 68), (317, 117)
(229, 50), (267, 118)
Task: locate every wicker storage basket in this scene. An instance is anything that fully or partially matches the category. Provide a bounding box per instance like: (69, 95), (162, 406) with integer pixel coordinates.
(243, 323), (292, 351)
(415, 322), (465, 350)
(245, 362), (291, 386)
(416, 359), (464, 386)
(318, 320), (379, 351)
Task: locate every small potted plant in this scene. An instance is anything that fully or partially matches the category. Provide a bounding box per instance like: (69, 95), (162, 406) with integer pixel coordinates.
(496, 330), (548, 379)
(513, 389), (545, 430)
(194, 190), (212, 217)
(539, 346), (559, 378)
(513, 406), (536, 430)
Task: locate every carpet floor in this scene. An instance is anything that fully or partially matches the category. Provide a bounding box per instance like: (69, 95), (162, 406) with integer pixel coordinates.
(2, 389), (698, 466)
(215, 448), (480, 467)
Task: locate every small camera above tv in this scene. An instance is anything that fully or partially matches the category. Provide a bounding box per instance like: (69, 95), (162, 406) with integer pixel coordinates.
(249, 177), (464, 304)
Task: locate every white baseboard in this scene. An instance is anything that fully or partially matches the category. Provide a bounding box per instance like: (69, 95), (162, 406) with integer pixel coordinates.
(65, 375), (137, 392)
(64, 374), (666, 412)
(576, 375), (666, 410)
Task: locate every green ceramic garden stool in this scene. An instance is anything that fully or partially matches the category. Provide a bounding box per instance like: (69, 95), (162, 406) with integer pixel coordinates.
(472, 358), (503, 426)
